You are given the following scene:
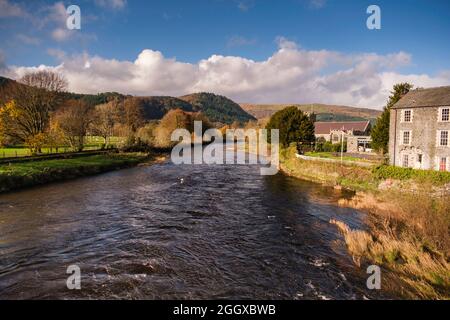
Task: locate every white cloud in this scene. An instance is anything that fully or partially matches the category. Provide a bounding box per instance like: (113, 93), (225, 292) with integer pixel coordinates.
(309, 0), (327, 9)
(51, 28), (71, 41)
(17, 34), (40, 45)
(275, 36), (299, 50)
(0, 0), (26, 18)
(236, 0), (254, 12)
(95, 0), (127, 10)
(47, 48), (66, 61)
(3, 40), (450, 109)
(46, 1), (67, 24)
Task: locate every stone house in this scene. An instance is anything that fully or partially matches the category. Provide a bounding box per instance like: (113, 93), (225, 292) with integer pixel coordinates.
(389, 86), (450, 171)
(314, 121), (371, 144)
(347, 136), (372, 153)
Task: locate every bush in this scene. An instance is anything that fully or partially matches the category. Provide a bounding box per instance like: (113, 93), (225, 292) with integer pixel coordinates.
(373, 165), (450, 184)
(315, 140), (346, 153)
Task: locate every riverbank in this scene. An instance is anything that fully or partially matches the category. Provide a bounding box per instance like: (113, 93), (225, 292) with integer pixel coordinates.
(280, 145), (450, 299)
(0, 152), (167, 193)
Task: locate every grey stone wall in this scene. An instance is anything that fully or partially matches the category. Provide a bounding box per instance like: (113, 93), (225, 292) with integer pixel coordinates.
(389, 106), (450, 170)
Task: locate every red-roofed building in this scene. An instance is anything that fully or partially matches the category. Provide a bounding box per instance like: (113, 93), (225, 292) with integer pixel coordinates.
(314, 121), (371, 144)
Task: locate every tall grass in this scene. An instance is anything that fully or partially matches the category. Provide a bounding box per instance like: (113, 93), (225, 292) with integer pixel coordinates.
(281, 145), (450, 299)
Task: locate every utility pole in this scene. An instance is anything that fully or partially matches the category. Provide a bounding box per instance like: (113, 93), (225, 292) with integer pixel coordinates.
(340, 126), (345, 164)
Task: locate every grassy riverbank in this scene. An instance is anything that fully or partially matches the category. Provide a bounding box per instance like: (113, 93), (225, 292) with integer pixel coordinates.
(0, 152), (164, 193)
(280, 145), (450, 299)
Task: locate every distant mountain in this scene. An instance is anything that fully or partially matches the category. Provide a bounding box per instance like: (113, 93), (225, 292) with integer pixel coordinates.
(180, 93), (256, 124)
(240, 103), (381, 122)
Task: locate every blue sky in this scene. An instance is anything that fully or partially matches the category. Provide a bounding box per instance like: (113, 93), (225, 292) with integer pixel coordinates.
(1, 0), (450, 108)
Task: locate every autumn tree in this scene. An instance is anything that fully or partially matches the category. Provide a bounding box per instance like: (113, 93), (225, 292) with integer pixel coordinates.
(153, 109), (191, 147)
(91, 100), (118, 147)
(122, 97), (145, 134)
(152, 109), (212, 148)
(136, 121), (159, 146)
(371, 83), (413, 154)
(52, 100), (92, 152)
(0, 71), (67, 154)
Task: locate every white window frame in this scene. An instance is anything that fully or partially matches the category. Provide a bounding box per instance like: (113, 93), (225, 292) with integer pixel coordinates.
(402, 154), (410, 168)
(437, 130), (449, 147)
(438, 107), (450, 122)
(401, 109), (413, 123)
(400, 130), (412, 146)
(436, 156), (449, 172)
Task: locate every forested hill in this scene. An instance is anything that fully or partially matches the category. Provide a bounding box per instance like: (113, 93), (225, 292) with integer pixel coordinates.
(180, 93), (256, 124)
(0, 76), (255, 124)
(241, 103), (381, 122)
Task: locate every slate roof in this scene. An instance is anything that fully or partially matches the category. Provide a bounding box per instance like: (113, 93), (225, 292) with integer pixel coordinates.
(393, 86), (450, 109)
(314, 121), (370, 134)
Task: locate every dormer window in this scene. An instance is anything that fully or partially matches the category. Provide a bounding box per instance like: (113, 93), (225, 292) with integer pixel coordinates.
(402, 109), (413, 122)
(439, 107), (450, 122)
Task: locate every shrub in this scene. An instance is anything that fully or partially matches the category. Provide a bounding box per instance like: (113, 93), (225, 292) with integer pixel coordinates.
(315, 140), (346, 153)
(373, 165), (450, 184)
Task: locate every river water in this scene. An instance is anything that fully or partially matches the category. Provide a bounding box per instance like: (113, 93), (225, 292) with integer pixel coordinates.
(0, 158), (391, 299)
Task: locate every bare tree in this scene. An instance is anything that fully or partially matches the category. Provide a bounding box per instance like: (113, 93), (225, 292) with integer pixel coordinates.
(91, 100), (118, 147)
(0, 71), (68, 154)
(122, 97), (144, 133)
(52, 100), (92, 152)
(20, 70), (68, 92)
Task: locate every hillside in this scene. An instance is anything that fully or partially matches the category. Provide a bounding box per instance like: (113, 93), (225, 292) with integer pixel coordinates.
(135, 96), (194, 119)
(241, 103), (381, 122)
(0, 76), (254, 124)
(1, 75), (376, 124)
(180, 93), (256, 124)
(0, 76), (12, 87)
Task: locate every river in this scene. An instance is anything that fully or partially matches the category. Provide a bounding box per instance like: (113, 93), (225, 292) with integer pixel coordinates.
(0, 158), (392, 299)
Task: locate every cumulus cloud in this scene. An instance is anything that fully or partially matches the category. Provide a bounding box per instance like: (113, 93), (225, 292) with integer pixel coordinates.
(3, 40), (450, 109)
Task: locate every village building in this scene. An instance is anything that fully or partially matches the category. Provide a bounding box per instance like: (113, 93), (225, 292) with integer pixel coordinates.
(314, 121), (372, 152)
(389, 86), (450, 171)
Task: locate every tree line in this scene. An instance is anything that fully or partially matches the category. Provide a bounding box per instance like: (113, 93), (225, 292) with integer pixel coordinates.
(0, 71), (208, 154)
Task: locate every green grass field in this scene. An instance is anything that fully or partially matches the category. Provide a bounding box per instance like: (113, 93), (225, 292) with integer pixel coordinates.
(0, 153), (147, 176)
(304, 151), (381, 163)
(0, 152), (150, 192)
(0, 136), (125, 158)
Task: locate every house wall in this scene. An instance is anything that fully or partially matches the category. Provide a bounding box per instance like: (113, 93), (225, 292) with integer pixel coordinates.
(347, 136), (372, 153)
(389, 106), (450, 170)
